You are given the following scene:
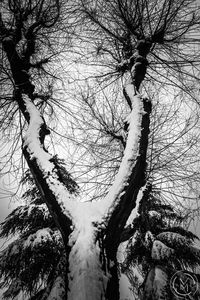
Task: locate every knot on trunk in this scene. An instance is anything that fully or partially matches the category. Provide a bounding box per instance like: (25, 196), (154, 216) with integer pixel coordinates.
(136, 39), (152, 57)
(132, 56), (148, 91)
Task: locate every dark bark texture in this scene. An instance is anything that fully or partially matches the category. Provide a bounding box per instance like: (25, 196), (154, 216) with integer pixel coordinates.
(1, 3), (153, 299)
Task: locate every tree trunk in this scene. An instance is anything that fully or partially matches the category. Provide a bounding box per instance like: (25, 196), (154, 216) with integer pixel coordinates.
(2, 24), (151, 299)
(67, 223), (120, 300)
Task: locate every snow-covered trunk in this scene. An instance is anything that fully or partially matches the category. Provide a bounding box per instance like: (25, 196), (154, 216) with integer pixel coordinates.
(2, 31), (75, 297)
(104, 93), (151, 258)
(17, 92), (74, 298)
(68, 228), (106, 300)
(2, 34), (74, 252)
(19, 92), (73, 251)
(14, 90), (117, 300)
(3, 27), (152, 298)
(100, 39), (152, 264)
(67, 223), (119, 300)
(98, 44), (151, 299)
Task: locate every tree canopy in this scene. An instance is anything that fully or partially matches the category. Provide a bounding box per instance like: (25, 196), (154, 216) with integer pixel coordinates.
(0, 0), (200, 299)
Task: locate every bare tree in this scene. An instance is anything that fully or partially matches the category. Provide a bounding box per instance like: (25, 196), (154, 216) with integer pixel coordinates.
(0, 0), (200, 299)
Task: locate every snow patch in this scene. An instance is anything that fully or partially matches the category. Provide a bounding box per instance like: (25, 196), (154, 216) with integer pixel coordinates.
(148, 210), (160, 218)
(157, 231), (188, 246)
(119, 274), (133, 300)
(151, 240), (174, 260)
(126, 185), (146, 226)
(23, 228), (56, 248)
(27, 204), (49, 217)
(68, 217), (108, 300)
(9, 244), (20, 255)
(153, 267), (168, 298)
(47, 277), (65, 300)
(24, 96), (52, 171)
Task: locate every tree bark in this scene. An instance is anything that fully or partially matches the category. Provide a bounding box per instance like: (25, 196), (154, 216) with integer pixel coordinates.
(2, 12), (152, 298)
(105, 96), (151, 254)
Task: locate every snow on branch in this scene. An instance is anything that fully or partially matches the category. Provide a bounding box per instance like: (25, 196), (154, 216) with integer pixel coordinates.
(23, 95), (52, 171)
(96, 84), (144, 220)
(23, 228), (60, 248)
(23, 95), (78, 218)
(151, 240), (174, 261)
(126, 185), (146, 226)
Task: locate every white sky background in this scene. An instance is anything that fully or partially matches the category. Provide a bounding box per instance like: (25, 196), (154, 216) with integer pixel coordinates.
(0, 7), (200, 298)
(0, 79), (200, 300)
(0, 184), (20, 298)
(0, 178), (20, 248)
(0, 53), (200, 237)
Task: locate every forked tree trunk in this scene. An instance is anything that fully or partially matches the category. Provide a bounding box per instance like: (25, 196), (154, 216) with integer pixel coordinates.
(67, 227), (120, 300)
(2, 25), (151, 298)
(8, 89), (150, 300)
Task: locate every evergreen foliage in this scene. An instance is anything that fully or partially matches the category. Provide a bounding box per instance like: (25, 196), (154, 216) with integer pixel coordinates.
(0, 157), (78, 299)
(1, 171), (200, 299)
(0, 0), (200, 299)
(1, 176), (200, 299)
(121, 183), (200, 299)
